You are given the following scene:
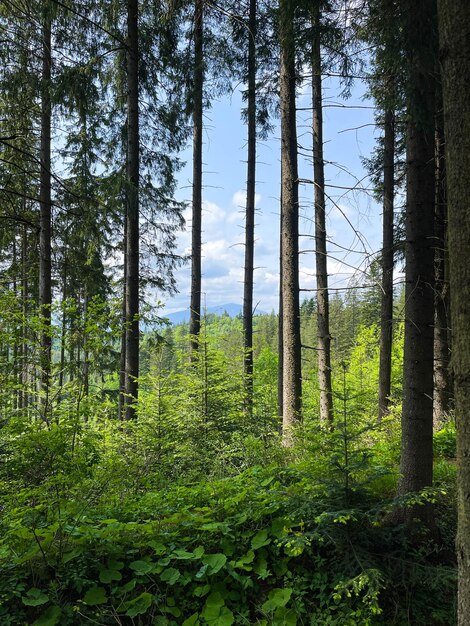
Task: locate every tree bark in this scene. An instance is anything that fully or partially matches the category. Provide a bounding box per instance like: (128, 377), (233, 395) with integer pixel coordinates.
(433, 103), (451, 428)
(279, 0), (301, 444)
(398, 0), (437, 518)
(39, 15), (52, 422)
(438, 1), (470, 621)
(119, 213), (127, 419)
(123, 0), (140, 420)
(277, 216), (283, 427)
(312, 5), (334, 427)
(243, 0), (257, 419)
(189, 0), (204, 357)
(378, 109), (395, 421)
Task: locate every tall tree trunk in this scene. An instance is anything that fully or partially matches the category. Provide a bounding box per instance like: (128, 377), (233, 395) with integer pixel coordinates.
(19, 223), (28, 413)
(378, 109), (395, 421)
(398, 0), (437, 519)
(123, 0), (140, 420)
(189, 0), (203, 357)
(279, 0), (301, 444)
(438, 1), (470, 621)
(312, 5), (333, 427)
(243, 0), (257, 419)
(277, 218), (283, 427)
(119, 214), (127, 419)
(433, 100), (451, 428)
(58, 243), (67, 398)
(39, 15), (52, 422)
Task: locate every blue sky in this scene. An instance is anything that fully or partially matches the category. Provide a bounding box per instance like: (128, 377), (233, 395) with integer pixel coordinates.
(161, 75), (382, 315)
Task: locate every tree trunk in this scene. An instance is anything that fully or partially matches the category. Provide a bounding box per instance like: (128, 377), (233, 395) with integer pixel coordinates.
(398, 0), (437, 520)
(378, 109), (395, 421)
(123, 0), (140, 420)
(433, 102), (451, 428)
(438, 0), (470, 621)
(312, 6), (334, 427)
(279, 0), (301, 444)
(58, 243), (67, 398)
(243, 0), (257, 419)
(189, 0), (203, 357)
(39, 15), (52, 421)
(119, 214), (127, 419)
(277, 218), (283, 428)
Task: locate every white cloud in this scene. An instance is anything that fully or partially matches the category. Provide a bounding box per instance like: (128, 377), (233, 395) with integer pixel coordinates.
(231, 190), (262, 210)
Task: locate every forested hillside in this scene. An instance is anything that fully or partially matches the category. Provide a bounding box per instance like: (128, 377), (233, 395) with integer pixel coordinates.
(0, 0), (469, 624)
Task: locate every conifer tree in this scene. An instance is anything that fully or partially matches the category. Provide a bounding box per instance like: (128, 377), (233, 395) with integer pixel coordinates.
(311, 1), (334, 426)
(438, 0), (470, 619)
(189, 0), (204, 357)
(398, 0), (438, 516)
(123, 0), (140, 419)
(279, 0), (302, 442)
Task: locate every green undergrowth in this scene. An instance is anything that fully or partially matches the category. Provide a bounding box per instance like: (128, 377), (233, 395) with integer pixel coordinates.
(0, 422), (457, 626)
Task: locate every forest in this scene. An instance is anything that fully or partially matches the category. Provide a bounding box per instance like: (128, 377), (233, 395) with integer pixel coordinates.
(0, 0), (470, 624)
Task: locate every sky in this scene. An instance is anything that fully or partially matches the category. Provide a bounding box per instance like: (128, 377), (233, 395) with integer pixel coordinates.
(161, 75), (382, 316)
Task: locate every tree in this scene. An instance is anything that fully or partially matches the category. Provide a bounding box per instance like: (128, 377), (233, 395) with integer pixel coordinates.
(189, 0), (204, 357)
(433, 94), (451, 428)
(279, 0), (301, 443)
(438, 0), (470, 620)
(123, 0), (140, 419)
(39, 7), (53, 420)
(242, 0), (257, 418)
(311, 1), (333, 426)
(378, 108), (395, 422)
(398, 0), (437, 514)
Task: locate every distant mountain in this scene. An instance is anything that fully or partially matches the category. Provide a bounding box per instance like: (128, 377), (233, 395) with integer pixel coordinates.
(165, 303), (266, 326)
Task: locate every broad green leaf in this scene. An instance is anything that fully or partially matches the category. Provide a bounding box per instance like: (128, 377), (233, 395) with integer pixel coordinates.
(203, 605), (234, 626)
(129, 560), (153, 574)
(172, 549), (195, 560)
(117, 579), (137, 594)
(232, 550), (255, 570)
(62, 549), (82, 564)
(273, 606), (298, 625)
(124, 592), (153, 618)
(193, 546), (205, 558)
(203, 591), (225, 613)
(253, 556), (270, 579)
(99, 568), (122, 583)
(182, 613), (200, 626)
(148, 541), (167, 555)
(194, 584), (211, 597)
(83, 586), (107, 605)
(262, 588), (293, 612)
(202, 553), (227, 574)
(251, 529), (271, 550)
(22, 588), (49, 606)
(164, 604), (182, 617)
(160, 567), (180, 584)
(108, 558), (124, 570)
(32, 605), (62, 626)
